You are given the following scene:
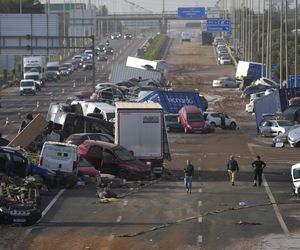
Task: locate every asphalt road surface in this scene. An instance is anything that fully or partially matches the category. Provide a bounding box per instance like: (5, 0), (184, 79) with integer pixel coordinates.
(1, 33), (300, 250)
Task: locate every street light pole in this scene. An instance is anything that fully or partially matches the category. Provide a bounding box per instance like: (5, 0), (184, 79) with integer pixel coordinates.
(295, 0), (298, 87)
(20, 0), (22, 14)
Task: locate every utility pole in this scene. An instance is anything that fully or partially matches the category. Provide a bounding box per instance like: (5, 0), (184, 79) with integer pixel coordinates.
(262, 0), (265, 77)
(285, 0), (289, 87)
(280, 0), (283, 86)
(258, 0), (260, 55)
(295, 0), (298, 87)
(269, 0), (272, 78)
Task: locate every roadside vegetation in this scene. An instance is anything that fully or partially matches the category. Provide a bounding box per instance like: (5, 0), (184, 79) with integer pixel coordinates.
(141, 34), (166, 60)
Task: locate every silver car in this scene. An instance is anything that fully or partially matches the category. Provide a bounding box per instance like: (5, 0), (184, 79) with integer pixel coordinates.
(288, 127), (300, 147)
(259, 119), (294, 137)
(212, 76), (238, 88)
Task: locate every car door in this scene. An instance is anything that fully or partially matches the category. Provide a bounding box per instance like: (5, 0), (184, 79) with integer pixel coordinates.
(86, 145), (103, 169)
(101, 149), (120, 176)
(260, 121), (272, 136)
(270, 121), (280, 135)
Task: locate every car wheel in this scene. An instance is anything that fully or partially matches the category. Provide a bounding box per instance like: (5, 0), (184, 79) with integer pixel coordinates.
(119, 169), (129, 180)
(210, 122), (216, 128)
(229, 122), (237, 130)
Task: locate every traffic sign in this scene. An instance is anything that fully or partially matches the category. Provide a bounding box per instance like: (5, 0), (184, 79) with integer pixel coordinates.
(206, 19), (231, 32)
(177, 7), (206, 19)
(206, 26), (231, 32)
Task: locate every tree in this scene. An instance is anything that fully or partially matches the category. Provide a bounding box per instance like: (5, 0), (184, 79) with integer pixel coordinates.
(0, 0), (44, 14)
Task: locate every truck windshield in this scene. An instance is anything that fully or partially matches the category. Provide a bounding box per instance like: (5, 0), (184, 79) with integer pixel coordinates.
(293, 168), (300, 179)
(25, 75), (39, 80)
(187, 113), (204, 122)
(21, 81), (34, 87)
(114, 147), (135, 161)
(47, 66), (59, 71)
(24, 66), (41, 73)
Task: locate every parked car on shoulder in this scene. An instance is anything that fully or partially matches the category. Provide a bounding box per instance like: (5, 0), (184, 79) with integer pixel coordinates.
(204, 112), (237, 130)
(164, 113), (184, 133)
(178, 105), (213, 133)
(288, 127), (300, 147)
(212, 76), (238, 88)
(259, 119), (294, 137)
(219, 55), (232, 65)
(78, 140), (152, 180)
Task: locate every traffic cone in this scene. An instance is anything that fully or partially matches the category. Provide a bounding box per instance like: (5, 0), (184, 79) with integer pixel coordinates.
(36, 101), (40, 109)
(62, 88), (65, 95)
(5, 117), (9, 126)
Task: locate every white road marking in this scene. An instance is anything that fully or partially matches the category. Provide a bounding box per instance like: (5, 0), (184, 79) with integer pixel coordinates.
(116, 216), (122, 222)
(123, 200), (128, 206)
(198, 201), (202, 208)
(198, 188), (202, 193)
(197, 235), (203, 243)
(41, 189), (65, 218)
(198, 216), (203, 223)
(263, 174), (290, 234)
(248, 143), (290, 234)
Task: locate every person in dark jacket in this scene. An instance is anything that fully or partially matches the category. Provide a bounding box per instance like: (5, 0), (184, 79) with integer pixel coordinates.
(18, 113), (33, 134)
(227, 155), (239, 186)
(184, 159), (194, 194)
(252, 155), (266, 186)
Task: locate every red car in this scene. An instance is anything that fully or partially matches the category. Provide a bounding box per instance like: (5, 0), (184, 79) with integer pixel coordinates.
(178, 105), (212, 133)
(78, 157), (100, 177)
(78, 140), (151, 180)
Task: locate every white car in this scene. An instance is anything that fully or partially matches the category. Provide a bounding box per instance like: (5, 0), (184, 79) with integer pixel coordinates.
(259, 119), (295, 137)
(219, 55), (232, 65)
(212, 76), (238, 88)
(204, 112), (237, 130)
(287, 127), (300, 147)
(254, 77), (279, 87)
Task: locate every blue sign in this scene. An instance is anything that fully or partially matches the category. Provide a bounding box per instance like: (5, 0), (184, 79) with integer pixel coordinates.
(177, 7), (206, 19)
(289, 75), (300, 88)
(206, 19), (231, 32)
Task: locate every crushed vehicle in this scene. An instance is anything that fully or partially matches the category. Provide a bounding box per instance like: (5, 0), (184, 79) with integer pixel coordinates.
(78, 140), (152, 180)
(0, 176), (43, 226)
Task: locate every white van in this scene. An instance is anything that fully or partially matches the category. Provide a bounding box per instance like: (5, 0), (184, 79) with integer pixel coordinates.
(39, 142), (78, 173)
(20, 79), (36, 96)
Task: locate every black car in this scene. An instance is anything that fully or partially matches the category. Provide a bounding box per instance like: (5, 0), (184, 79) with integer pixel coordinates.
(97, 55), (108, 61)
(105, 47), (114, 55)
(45, 71), (58, 82)
(83, 60), (93, 70)
(164, 114), (184, 133)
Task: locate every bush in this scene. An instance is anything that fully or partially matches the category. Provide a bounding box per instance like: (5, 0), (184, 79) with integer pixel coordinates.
(141, 34), (166, 60)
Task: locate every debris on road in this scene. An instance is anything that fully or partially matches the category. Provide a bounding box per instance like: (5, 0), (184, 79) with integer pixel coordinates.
(237, 220), (263, 226)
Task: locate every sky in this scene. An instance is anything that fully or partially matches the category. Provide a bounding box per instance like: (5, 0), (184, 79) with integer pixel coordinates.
(41, 0), (220, 13)
(40, 0), (297, 13)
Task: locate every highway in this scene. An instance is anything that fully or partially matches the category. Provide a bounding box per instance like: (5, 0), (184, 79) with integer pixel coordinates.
(1, 34), (300, 249)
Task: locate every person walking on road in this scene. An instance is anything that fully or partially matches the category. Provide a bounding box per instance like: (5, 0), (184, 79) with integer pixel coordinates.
(227, 155), (239, 186)
(252, 155), (266, 187)
(184, 159), (194, 194)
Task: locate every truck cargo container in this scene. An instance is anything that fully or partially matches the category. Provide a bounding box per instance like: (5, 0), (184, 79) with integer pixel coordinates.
(23, 56), (46, 84)
(138, 90), (206, 113)
(115, 102), (171, 177)
(109, 64), (163, 84)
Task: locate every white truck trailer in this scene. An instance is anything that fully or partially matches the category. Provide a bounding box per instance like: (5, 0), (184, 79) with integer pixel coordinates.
(115, 102), (171, 177)
(23, 56), (46, 85)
